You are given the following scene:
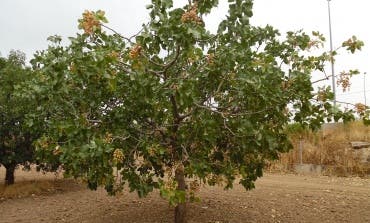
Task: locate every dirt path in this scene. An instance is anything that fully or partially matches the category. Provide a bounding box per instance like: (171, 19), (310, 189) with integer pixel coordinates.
(1, 169), (370, 223)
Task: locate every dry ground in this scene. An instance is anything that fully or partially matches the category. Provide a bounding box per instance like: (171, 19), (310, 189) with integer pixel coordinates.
(0, 167), (370, 223)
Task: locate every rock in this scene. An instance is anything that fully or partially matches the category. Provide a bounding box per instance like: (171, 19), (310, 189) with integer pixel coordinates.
(350, 141), (370, 149)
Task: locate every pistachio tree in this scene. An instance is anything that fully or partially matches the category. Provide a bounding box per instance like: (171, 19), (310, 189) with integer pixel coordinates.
(0, 50), (39, 185)
(30, 1), (366, 222)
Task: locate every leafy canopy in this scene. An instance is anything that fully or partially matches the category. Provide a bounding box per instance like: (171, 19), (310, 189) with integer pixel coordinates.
(29, 0), (367, 204)
(0, 51), (38, 172)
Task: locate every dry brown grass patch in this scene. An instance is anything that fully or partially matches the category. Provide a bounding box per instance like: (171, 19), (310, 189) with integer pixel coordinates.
(0, 179), (83, 200)
(267, 121), (370, 176)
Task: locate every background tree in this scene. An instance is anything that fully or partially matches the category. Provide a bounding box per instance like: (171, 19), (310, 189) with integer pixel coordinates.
(30, 1), (367, 222)
(0, 50), (42, 185)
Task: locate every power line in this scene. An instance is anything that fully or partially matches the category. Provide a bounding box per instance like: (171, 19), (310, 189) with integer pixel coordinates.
(327, 0), (336, 107)
(336, 89), (370, 96)
(364, 72), (367, 106)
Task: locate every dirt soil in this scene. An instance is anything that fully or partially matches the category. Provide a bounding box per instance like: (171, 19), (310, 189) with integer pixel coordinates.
(0, 167), (370, 223)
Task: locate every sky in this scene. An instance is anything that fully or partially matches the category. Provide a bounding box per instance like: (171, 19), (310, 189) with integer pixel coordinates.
(0, 0), (369, 106)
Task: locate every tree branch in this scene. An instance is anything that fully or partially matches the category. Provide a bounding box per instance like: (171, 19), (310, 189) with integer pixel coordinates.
(101, 24), (132, 43)
(163, 45), (181, 74)
(312, 76), (330, 84)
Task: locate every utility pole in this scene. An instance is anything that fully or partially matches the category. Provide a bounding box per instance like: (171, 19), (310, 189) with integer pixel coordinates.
(299, 136), (303, 165)
(327, 0), (336, 107)
(364, 72), (367, 106)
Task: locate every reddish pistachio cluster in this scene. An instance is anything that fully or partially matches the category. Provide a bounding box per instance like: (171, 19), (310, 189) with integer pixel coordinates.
(354, 103), (367, 114)
(337, 71), (351, 92)
(181, 4), (203, 25)
(80, 10), (101, 35)
(317, 90), (327, 102)
(129, 44), (142, 59)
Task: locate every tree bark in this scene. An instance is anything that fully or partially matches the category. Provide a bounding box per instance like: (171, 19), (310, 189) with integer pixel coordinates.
(5, 164), (16, 185)
(174, 164), (187, 223)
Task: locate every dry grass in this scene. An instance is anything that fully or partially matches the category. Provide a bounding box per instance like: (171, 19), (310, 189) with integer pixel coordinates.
(0, 180), (54, 199)
(268, 121), (370, 176)
(0, 179), (83, 200)
(0, 166), (83, 200)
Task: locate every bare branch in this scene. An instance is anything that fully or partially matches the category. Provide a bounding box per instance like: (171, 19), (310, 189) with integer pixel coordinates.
(312, 72), (340, 84)
(143, 55), (167, 68)
(117, 61), (134, 74)
(181, 144), (190, 162)
(112, 135), (131, 142)
(223, 118), (236, 136)
(87, 119), (102, 124)
(163, 45), (181, 74)
(170, 94), (181, 122)
(312, 76), (330, 84)
(336, 100), (357, 107)
(101, 24), (132, 43)
(128, 25), (147, 41)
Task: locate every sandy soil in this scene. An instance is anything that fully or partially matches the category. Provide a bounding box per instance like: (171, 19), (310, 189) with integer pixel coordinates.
(0, 167), (370, 223)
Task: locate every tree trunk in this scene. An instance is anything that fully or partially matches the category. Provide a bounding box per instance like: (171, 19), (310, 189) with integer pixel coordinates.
(174, 164), (187, 223)
(5, 164), (16, 185)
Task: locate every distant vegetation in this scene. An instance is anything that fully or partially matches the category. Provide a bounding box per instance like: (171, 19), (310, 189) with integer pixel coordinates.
(269, 121), (370, 176)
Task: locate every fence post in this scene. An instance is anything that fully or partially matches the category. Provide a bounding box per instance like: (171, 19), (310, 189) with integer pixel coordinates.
(299, 136), (303, 165)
